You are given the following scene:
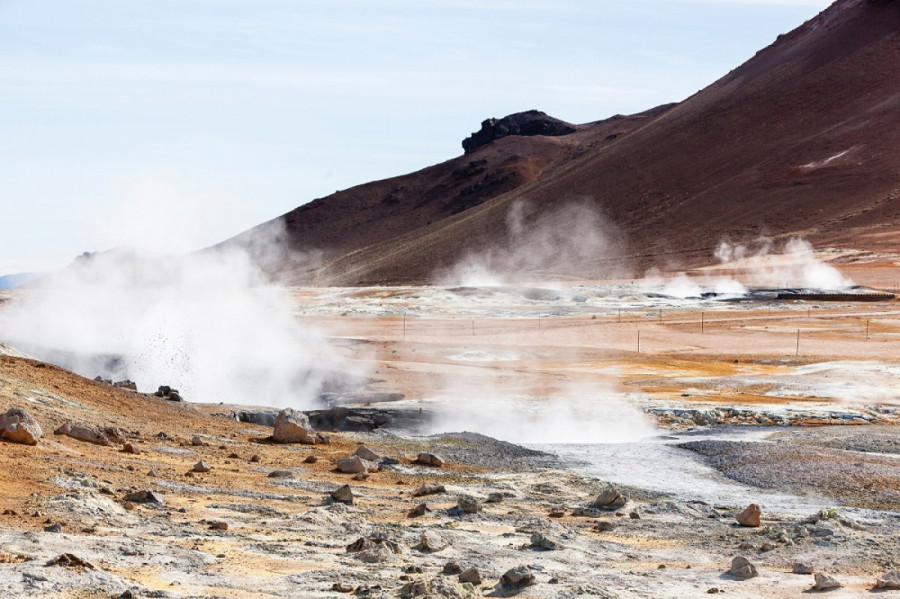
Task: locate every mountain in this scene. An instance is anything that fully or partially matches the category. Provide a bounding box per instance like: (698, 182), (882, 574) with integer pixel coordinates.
(0, 273), (41, 290)
(222, 0), (900, 285)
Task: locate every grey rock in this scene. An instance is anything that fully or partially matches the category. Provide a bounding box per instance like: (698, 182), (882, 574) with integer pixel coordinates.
(877, 571), (900, 589)
(811, 572), (841, 591)
(793, 563), (815, 575)
(408, 502), (430, 518)
(459, 568), (482, 585)
(193, 460), (211, 473)
(729, 556), (758, 580)
(267, 470), (294, 479)
(591, 487), (627, 509)
(54, 422), (125, 446)
(443, 561), (462, 575)
(123, 490), (165, 505)
(457, 495), (481, 514)
(501, 565), (536, 591)
(0, 407), (42, 445)
(331, 484), (354, 504)
(272, 408), (322, 444)
(354, 445), (380, 461)
(413, 483), (446, 497)
(415, 452), (445, 467)
(529, 531), (559, 550)
(420, 530), (449, 552)
(337, 455), (376, 474)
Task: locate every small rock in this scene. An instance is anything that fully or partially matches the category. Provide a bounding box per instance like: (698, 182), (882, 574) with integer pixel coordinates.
(548, 507), (566, 518)
(0, 408), (43, 445)
(501, 565), (536, 591)
(352, 472), (370, 481)
(228, 452), (240, 459)
(191, 435), (205, 446)
(760, 542), (776, 552)
(729, 556), (758, 580)
(331, 484), (354, 505)
(486, 492), (505, 503)
(122, 442), (140, 454)
(408, 503), (430, 518)
(591, 487), (627, 509)
(146, 468), (160, 477)
(459, 568), (482, 585)
(707, 588), (721, 594)
(420, 530), (449, 552)
(811, 572), (841, 591)
(268, 469), (294, 478)
(793, 563), (815, 575)
(877, 571), (900, 589)
(249, 454), (261, 463)
(629, 510), (641, 520)
(415, 452), (445, 467)
(595, 520), (615, 532)
(412, 483), (445, 497)
(443, 561), (462, 575)
(122, 501), (135, 510)
(193, 460), (211, 473)
(337, 455), (377, 474)
(55, 422), (125, 446)
(331, 582), (354, 593)
(209, 521), (228, 531)
(46, 553), (94, 569)
(43, 523), (63, 533)
(273, 408), (325, 444)
(304, 455), (318, 464)
(457, 495), (481, 514)
(736, 503), (761, 528)
(530, 531), (559, 551)
(355, 445), (380, 461)
(123, 490), (165, 505)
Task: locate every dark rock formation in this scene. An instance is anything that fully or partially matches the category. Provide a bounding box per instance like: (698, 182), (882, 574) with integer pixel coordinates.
(462, 110), (576, 153)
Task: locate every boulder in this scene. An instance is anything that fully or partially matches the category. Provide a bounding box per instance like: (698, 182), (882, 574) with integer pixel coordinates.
(337, 455), (377, 474)
(729, 556), (758, 580)
(420, 530), (449, 552)
(193, 460), (211, 473)
(443, 562), (462, 575)
(459, 568), (482, 585)
(457, 495), (482, 514)
(0, 408), (42, 445)
(811, 572), (841, 591)
(591, 487), (627, 509)
(877, 571), (900, 589)
(354, 445), (380, 461)
(123, 490), (165, 505)
(529, 531), (560, 551)
(793, 563), (815, 575)
(272, 408), (323, 444)
(415, 452), (445, 467)
(413, 483), (446, 497)
(462, 110), (576, 153)
(736, 504), (761, 527)
(54, 422), (126, 446)
(331, 484), (354, 504)
(501, 565), (536, 591)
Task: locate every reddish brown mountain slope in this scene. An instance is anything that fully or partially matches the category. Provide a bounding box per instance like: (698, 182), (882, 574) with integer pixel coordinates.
(224, 0), (900, 285)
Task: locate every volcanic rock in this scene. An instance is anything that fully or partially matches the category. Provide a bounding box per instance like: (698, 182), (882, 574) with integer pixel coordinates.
(462, 110), (576, 153)
(812, 572), (842, 591)
(443, 561), (462, 575)
(54, 422), (125, 446)
(193, 460), (211, 473)
(877, 571), (900, 589)
(122, 442), (140, 454)
(0, 407), (42, 445)
(46, 553), (95, 569)
(337, 455), (377, 474)
(530, 531), (560, 551)
(354, 445), (380, 461)
(408, 502), (429, 518)
(267, 469), (294, 478)
(413, 483), (446, 497)
(415, 452), (445, 467)
(124, 490), (165, 505)
(331, 484), (354, 504)
(456, 495), (482, 514)
(793, 562), (815, 575)
(459, 568), (482, 585)
(346, 535), (402, 563)
(729, 556), (758, 580)
(420, 530), (449, 552)
(591, 487), (627, 509)
(736, 504), (761, 527)
(272, 408), (322, 444)
(501, 565), (536, 591)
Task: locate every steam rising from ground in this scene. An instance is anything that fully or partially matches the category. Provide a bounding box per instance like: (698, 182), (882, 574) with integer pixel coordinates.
(0, 234), (355, 407)
(438, 200), (626, 286)
(643, 238), (853, 297)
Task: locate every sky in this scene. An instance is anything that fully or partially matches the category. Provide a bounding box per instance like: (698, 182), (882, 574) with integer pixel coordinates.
(1, 0), (832, 274)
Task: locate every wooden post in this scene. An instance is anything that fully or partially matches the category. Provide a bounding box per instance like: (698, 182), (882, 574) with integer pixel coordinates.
(637, 329), (641, 353)
(866, 319), (870, 340)
(701, 311), (704, 334)
(795, 329), (800, 356)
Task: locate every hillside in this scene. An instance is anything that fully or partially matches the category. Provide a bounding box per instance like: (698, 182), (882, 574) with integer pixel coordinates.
(222, 0), (900, 285)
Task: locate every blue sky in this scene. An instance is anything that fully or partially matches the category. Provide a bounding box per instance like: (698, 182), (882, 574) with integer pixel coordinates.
(0, 0), (831, 273)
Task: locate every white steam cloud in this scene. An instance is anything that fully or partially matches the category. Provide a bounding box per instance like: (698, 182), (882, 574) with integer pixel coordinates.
(0, 228), (358, 407)
(438, 200), (626, 286)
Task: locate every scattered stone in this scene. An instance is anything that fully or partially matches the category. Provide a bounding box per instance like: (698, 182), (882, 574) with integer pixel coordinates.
(122, 442), (140, 454)
(591, 487), (627, 509)
(549, 507), (566, 518)
(530, 531), (560, 551)
(227, 452), (240, 459)
(876, 571), (900, 589)
(123, 490), (165, 505)
(331, 582), (354, 593)
(595, 521), (615, 532)
(415, 452), (445, 467)
(0, 407), (42, 445)
(304, 455), (318, 464)
(191, 435), (205, 446)
(272, 408), (327, 444)
(501, 565), (536, 591)
(736, 504), (761, 528)
(46, 553), (95, 569)
(267, 470), (294, 479)
(459, 568), (482, 585)
(331, 484), (354, 505)
(337, 455), (377, 474)
(54, 422), (126, 446)
(629, 510), (641, 520)
(408, 503), (430, 518)
(346, 535), (402, 563)
(729, 556), (759, 580)
(760, 542), (776, 552)
(193, 460), (211, 473)
(209, 521), (228, 531)
(811, 572), (842, 591)
(352, 472), (370, 481)
(443, 561), (462, 575)
(707, 588), (721, 594)
(355, 445), (380, 461)
(793, 563), (815, 575)
(249, 454), (261, 463)
(420, 530), (449, 552)
(457, 495), (482, 514)
(572, 507), (604, 518)
(154, 385), (183, 401)
(43, 523), (63, 533)
(146, 468), (160, 477)
(413, 483), (446, 497)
